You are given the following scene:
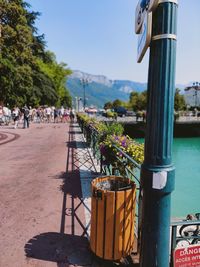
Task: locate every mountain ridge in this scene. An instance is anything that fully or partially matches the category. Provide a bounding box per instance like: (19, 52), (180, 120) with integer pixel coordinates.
(66, 70), (194, 108)
(67, 70), (147, 107)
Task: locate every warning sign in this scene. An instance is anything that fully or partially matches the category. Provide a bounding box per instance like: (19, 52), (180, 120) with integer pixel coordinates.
(174, 244), (200, 267)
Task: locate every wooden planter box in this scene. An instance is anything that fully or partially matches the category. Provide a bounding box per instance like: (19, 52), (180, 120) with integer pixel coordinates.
(90, 175), (136, 261)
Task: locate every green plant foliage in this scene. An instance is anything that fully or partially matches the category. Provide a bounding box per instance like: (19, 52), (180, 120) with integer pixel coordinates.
(100, 135), (144, 164)
(76, 113), (124, 142)
(104, 101), (113, 110)
(105, 122), (124, 136)
(37, 52), (72, 107)
(129, 91), (147, 111)
(0, 0), (72, 107)
(112, 99), (123, 108)
(106, 110), (116, 118)
(76, 113), (144, 175)
(174, 88), (186, 111)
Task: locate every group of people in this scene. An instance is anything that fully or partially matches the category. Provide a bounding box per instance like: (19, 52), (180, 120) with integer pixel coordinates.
(0, 105), (75, 129)
(31, 106), (75, 124)
(12, 106), (30, 129)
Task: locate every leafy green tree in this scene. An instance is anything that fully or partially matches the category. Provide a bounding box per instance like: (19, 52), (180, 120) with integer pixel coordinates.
(104, 101), (113, 110)
(0, 0), (34, 105)
(0, 0), (72, 107)
(31, 70), (58, 106)
(112, 99), (123, 108)
(129, 92), (139, 111)
(137, 91), (147, 110)
(37, 51), (72, 107)
(174, 88), (186, 111)
(129, 91), (147, 111)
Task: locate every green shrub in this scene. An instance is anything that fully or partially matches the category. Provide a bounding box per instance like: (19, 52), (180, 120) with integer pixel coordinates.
(106, 122), (124, 136)
(76, 113), (144, 171)
(106, 110), (115, 118)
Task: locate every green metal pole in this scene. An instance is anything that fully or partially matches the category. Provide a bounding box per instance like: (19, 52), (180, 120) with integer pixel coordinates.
(140, 1), (178, 267)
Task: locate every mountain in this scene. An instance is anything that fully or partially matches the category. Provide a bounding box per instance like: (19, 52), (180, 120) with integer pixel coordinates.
(66, 70), (193, 108)
(67, 70), (147, 108)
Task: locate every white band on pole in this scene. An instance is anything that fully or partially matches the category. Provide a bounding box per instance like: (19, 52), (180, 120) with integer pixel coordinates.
(152, 34), (177, 41)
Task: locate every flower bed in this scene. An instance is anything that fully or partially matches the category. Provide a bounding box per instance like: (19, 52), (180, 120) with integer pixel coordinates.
(100, 135), (143, 163)
(76, 113), (144, 173)
(100, 135), (144, 175)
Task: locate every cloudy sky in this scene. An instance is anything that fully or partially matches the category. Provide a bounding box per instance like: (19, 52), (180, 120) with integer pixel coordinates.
(28, 0), (200, 84)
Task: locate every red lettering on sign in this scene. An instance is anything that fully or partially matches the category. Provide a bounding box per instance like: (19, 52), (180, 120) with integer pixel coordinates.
(174, 245), (200, 267)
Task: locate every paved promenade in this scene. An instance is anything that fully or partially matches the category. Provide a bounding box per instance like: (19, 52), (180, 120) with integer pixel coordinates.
(0, 122), (138, 267)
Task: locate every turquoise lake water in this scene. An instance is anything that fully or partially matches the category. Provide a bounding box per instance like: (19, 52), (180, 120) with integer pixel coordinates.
(171, 138), (200, 218)
(138, 138), (200, 218)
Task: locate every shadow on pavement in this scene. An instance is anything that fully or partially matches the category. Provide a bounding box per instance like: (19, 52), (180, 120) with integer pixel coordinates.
(56, 171), (91, 237)
(56, 170), (96, 198)
(24, 231), (139, 267)
(24, 232), (92, 266)
(66, 140), (87, 148)
(24, 122), (138, 266)
(68, 130), (83, 135)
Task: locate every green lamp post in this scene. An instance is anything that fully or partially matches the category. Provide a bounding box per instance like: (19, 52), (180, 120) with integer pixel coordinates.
(135, 0), (178, 266)
(80, 78), (90, 111)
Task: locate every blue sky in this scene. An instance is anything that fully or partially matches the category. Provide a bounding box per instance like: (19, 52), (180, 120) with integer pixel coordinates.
(28, 0), (200, 84)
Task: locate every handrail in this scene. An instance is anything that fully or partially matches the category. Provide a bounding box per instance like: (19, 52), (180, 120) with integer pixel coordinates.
(171, 220), (200, 227)
(113, 144), (141, 170)
(110, 146), (141, 185)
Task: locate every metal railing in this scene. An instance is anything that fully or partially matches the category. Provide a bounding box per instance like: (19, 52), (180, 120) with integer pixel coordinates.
(77, 118), (142, 253)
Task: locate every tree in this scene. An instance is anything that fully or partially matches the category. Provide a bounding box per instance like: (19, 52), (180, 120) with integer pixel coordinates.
(0, 0), (72, 107)
(0, 0), (35, 105)
(112, 99), (123, 108)
(31, 70), (58, 106)
(137, 91), (147, 110)
(174, 88), (186, 111)
(104, 101), (113, 110)
(129, 91), (147, 111)
(129, 92), (139, 111)
(37, 51), (72, 107)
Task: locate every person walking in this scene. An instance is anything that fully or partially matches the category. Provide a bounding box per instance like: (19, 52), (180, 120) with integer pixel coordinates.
(45, 106), (52, 123)
(36, 108), (41, 123)
(70, 109), (75, 123)
(60, 106), (65, 123)
(0, 105), (4, 125)
(22, 105), (30, 129)
(12, 107), (20, 129)
(2, 106), (11, 125)
(54, 108), (59, 123)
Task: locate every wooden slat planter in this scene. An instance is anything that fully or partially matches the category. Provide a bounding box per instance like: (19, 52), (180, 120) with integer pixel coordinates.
(90, 175), (136, 261)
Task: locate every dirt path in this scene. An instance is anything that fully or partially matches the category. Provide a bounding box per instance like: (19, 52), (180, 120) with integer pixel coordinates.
(0, 122), (87, 267)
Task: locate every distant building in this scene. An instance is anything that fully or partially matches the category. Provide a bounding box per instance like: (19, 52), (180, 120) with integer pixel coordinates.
(184, 88), (200, 107)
